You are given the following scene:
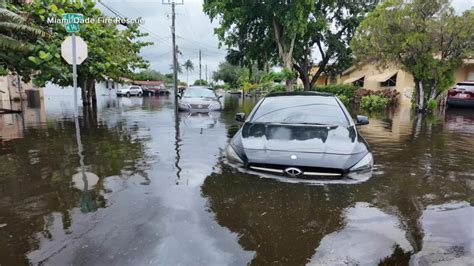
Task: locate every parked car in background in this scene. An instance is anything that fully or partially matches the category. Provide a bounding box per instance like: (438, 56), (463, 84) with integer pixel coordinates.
(178, 86), (222, 112)
(446, 81), (474, 108)
(116, 85), (143, 97)
(143, 87), (171, 96)
(226, 92), (373, 180)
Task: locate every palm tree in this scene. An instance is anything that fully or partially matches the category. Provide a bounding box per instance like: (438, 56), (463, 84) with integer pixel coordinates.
(169, 63), (183, 74)
(182, 59), (194, 86)
(0, 0), (45, 50)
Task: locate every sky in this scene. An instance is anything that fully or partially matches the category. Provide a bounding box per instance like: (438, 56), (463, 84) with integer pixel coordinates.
(98, 0), (473, 84)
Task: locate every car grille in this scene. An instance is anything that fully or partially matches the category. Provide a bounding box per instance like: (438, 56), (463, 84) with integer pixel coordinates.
(248, 163), (344, 178)
(190, 104), (210, 109)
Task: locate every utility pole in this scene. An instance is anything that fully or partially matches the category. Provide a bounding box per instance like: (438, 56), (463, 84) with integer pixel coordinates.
(199, 49), (202, 81)
(205, 64), (207, 83)
(163, 0), (183, 113)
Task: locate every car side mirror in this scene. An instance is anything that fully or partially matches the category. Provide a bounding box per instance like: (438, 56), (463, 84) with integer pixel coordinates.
(356, 115), (369, 125)
(235, 113), (246, 122)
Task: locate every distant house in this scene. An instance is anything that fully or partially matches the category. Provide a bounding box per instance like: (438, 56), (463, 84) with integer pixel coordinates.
(296, 66), (333, 88)
(338, 59), (474, 106)
(131, 80), (165, 89)
(0, 75), (44, 109)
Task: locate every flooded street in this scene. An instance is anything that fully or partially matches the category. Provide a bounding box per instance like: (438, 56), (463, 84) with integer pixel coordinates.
(0, 93), (473, 265)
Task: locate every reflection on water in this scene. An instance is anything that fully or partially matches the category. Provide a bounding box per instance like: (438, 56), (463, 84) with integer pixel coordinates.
(0, 94), (473, 265)
(309, 202), (412, 265)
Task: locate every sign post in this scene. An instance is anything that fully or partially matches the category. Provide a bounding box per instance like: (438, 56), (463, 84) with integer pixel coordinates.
(60, 13), (87, 117)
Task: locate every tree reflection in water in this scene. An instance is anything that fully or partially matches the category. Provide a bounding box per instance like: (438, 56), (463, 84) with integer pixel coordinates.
(0, 107), (149, 265)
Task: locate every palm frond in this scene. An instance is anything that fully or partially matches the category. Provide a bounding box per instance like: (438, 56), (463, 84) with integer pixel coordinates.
(0, 8), (24, 23)
(0, 22), (46, 37)
(0, 33), (25, 50)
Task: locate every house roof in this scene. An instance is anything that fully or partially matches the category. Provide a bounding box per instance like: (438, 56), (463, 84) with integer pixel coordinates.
(343, 75), (365, 84)
(367, 71), (398, 82)
(132, 80), (164, 86)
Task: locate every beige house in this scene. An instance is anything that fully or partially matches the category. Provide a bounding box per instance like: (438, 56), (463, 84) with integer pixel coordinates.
(0, 75), (44, 110)
(339, 60), (474, 106)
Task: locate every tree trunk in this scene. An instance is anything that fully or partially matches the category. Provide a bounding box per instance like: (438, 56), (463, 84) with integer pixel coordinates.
(416, 80), (425, 111)
(272, 17), (296, 92)
(80, 78), (88, 106)
(90, 79), (97, 105)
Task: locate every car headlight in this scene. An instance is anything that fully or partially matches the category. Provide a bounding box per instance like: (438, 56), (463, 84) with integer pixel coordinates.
(349, 152), (373, 172)
(179, 103), (191, 109)
(226, 144), (244, 165)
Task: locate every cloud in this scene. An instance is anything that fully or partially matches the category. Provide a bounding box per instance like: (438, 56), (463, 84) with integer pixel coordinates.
(99, 0), (226, 84)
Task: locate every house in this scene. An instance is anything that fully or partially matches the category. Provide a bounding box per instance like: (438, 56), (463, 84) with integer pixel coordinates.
(338, 59), (474, 106)
(296, 67), (333, 88)
(0, 75), (44, 110)
(131, 80), (165, 89)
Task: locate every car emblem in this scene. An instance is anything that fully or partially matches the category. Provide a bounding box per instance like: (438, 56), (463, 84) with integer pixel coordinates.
(290, 155), (297, 160)
(284, 167), (302, 177)
(197, 104), (203, 108)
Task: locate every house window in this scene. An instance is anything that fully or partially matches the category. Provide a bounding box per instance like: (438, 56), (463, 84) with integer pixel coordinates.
(112, 82), (115, 89)
(381, 74), (397, 87)
(353, 77), (365, 87)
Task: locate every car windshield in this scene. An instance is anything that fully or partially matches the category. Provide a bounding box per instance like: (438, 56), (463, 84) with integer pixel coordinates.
(183, 88), (215, 98)
(251, 96), (348, 126)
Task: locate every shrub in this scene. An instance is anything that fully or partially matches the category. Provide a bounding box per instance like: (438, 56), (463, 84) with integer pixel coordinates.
(427, 99), (437, 110)
(355, 88), (399, 107)
(336, 94), (350, 106)
(269, 84), (286, 93)
(360, 95), (390, 111)
(314, 84), (358, 100)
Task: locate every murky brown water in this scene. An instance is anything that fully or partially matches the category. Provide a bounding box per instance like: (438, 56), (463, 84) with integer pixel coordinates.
(0, 94), (473, 265)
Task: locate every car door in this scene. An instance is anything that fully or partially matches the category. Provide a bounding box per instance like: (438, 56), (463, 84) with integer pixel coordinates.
(130, 86), (139, 95)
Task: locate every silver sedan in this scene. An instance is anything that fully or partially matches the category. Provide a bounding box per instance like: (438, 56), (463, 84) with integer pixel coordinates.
(178, 87), (222, 112)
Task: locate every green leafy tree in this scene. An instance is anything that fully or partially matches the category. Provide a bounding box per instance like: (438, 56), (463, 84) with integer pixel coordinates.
(0, 0), (44, 50)
(182, 59), (194, 86)
(212, 62), (244, 89)
(204, 0), (314, 91)
(293, 0), (378, 91)
(19, 0), (151, 105)
(193, 79), (208, 86)
(0, 0), (46, 76)
(134, 69), (167, 81)
(351, 0), (474, 111)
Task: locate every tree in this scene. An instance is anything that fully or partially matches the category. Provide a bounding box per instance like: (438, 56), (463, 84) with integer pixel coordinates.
(293, 0), (378, 91)
(351, 0), (474, 111)
(0, 0), (46, 77)
(18, 0), (151, 106)
(204, 0), (314, 91)
(212, 62), (244, 89)
(182, 59), (194, 86)
(0, 0), (44, 50)
(193, 79), (208, 86)
(169, 63), (183, 74)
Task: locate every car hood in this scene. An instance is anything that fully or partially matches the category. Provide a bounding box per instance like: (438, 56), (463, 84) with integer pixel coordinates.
(180, 98), (219, 104)
(240, 122), (366, 155)
(232, 123), (369, 171)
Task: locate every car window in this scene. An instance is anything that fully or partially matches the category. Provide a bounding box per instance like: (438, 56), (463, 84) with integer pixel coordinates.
(456, 83), (474, 87)
(251, 96), (348, 126)
(183, 88), (215, 98)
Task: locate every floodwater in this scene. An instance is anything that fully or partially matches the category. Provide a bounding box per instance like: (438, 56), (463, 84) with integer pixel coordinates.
(0, 93), (473, 265)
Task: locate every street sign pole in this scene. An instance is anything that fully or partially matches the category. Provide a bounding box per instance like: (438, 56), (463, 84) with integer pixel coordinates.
(72, 32), (78, 117)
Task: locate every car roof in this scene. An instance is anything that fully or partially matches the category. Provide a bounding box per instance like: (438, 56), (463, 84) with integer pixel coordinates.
(188, 86), (212, 90)
(266, 91), (334, 97)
